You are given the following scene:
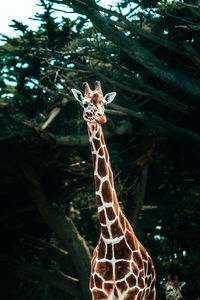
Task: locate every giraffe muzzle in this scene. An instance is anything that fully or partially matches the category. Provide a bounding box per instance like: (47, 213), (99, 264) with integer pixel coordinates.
(83, 112), (107, 124)
(95, 114), (107, 124)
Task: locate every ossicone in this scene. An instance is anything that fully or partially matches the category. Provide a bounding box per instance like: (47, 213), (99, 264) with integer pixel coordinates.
(83, 82), (92, 96)
(71, 88), (84, 106)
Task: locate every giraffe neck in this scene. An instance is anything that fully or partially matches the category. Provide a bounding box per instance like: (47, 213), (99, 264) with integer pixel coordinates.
(88, 122), (129, 240)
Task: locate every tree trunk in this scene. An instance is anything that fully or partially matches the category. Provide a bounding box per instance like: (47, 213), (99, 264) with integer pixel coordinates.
(68, 0), (200, 98)
(125, 165), (148, 228)
(22, 166), (92, 299)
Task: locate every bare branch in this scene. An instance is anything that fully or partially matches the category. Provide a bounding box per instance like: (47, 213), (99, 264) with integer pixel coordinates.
(48, 56), (194, 116)
(66, 0), (200, 98)
(17, 231), (74, 269)
(0, 259), (81, 297)
(41, 99), (68, 130)
(23, 167), (91, 299)
(54, 121), (132, 146)
(108, 103), (200, 146)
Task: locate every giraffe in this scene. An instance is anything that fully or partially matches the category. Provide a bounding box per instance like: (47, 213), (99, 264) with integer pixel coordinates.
(160, 274), (186, 300)
(72, 81), (156, 300)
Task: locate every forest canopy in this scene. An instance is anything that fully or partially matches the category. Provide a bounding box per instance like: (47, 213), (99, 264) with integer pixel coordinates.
(0, 0), (200, 299)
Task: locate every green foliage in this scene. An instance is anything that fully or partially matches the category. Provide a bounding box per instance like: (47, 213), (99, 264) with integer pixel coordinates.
(0, 1), (78, 114)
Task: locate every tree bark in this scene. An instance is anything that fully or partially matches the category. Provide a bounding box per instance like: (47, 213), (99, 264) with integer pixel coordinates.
(17, 232), (75, 270)
(70, 60), (193, 116)
(22, 166), (92, 300)
(66, 0), (200, 99)
(108, 103), (200, 147)
(0, 260), (81, 297)
(54, 120), (132, 146)
(125, 165), (148, 228)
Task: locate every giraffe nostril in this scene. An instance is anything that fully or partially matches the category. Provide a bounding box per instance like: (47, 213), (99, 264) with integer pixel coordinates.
(83, 103), (88, 108)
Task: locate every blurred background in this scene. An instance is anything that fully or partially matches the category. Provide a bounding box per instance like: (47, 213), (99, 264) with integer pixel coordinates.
(0, 0), (200, 299)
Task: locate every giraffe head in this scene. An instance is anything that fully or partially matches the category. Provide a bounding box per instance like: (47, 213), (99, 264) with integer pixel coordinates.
(160, 275), (186, 300)
(71, 81), (116, 124)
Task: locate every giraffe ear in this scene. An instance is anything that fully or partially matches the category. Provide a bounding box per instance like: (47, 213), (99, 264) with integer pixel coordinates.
(179, 282), (186, 289)
(104, 92), (117, 104)
(71, 89), (84, 106)
(159, 281), (166, 290)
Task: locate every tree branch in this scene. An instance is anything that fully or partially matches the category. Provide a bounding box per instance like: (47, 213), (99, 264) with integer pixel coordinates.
(95, 4), (193, 57)
(0, 259), (81, 297)
(17, 231), (74, 270)
(108, 103), (200, 147)
(22, 167), (92, 299)
(54, 120), (132, 146)
(125, 165), (148, 228)
(41, 98), (68, 130)
(50, 58), (194, 116)
(67, 0), (200, 99)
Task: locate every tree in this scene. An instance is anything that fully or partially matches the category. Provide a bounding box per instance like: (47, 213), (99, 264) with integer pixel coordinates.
(0, 0), (200, 299)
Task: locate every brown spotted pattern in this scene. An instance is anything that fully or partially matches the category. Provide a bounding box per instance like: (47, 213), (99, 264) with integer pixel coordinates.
(72, 82), (156, 298)
(88, 122), (156, 299)
(163, 275), (185, 300)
